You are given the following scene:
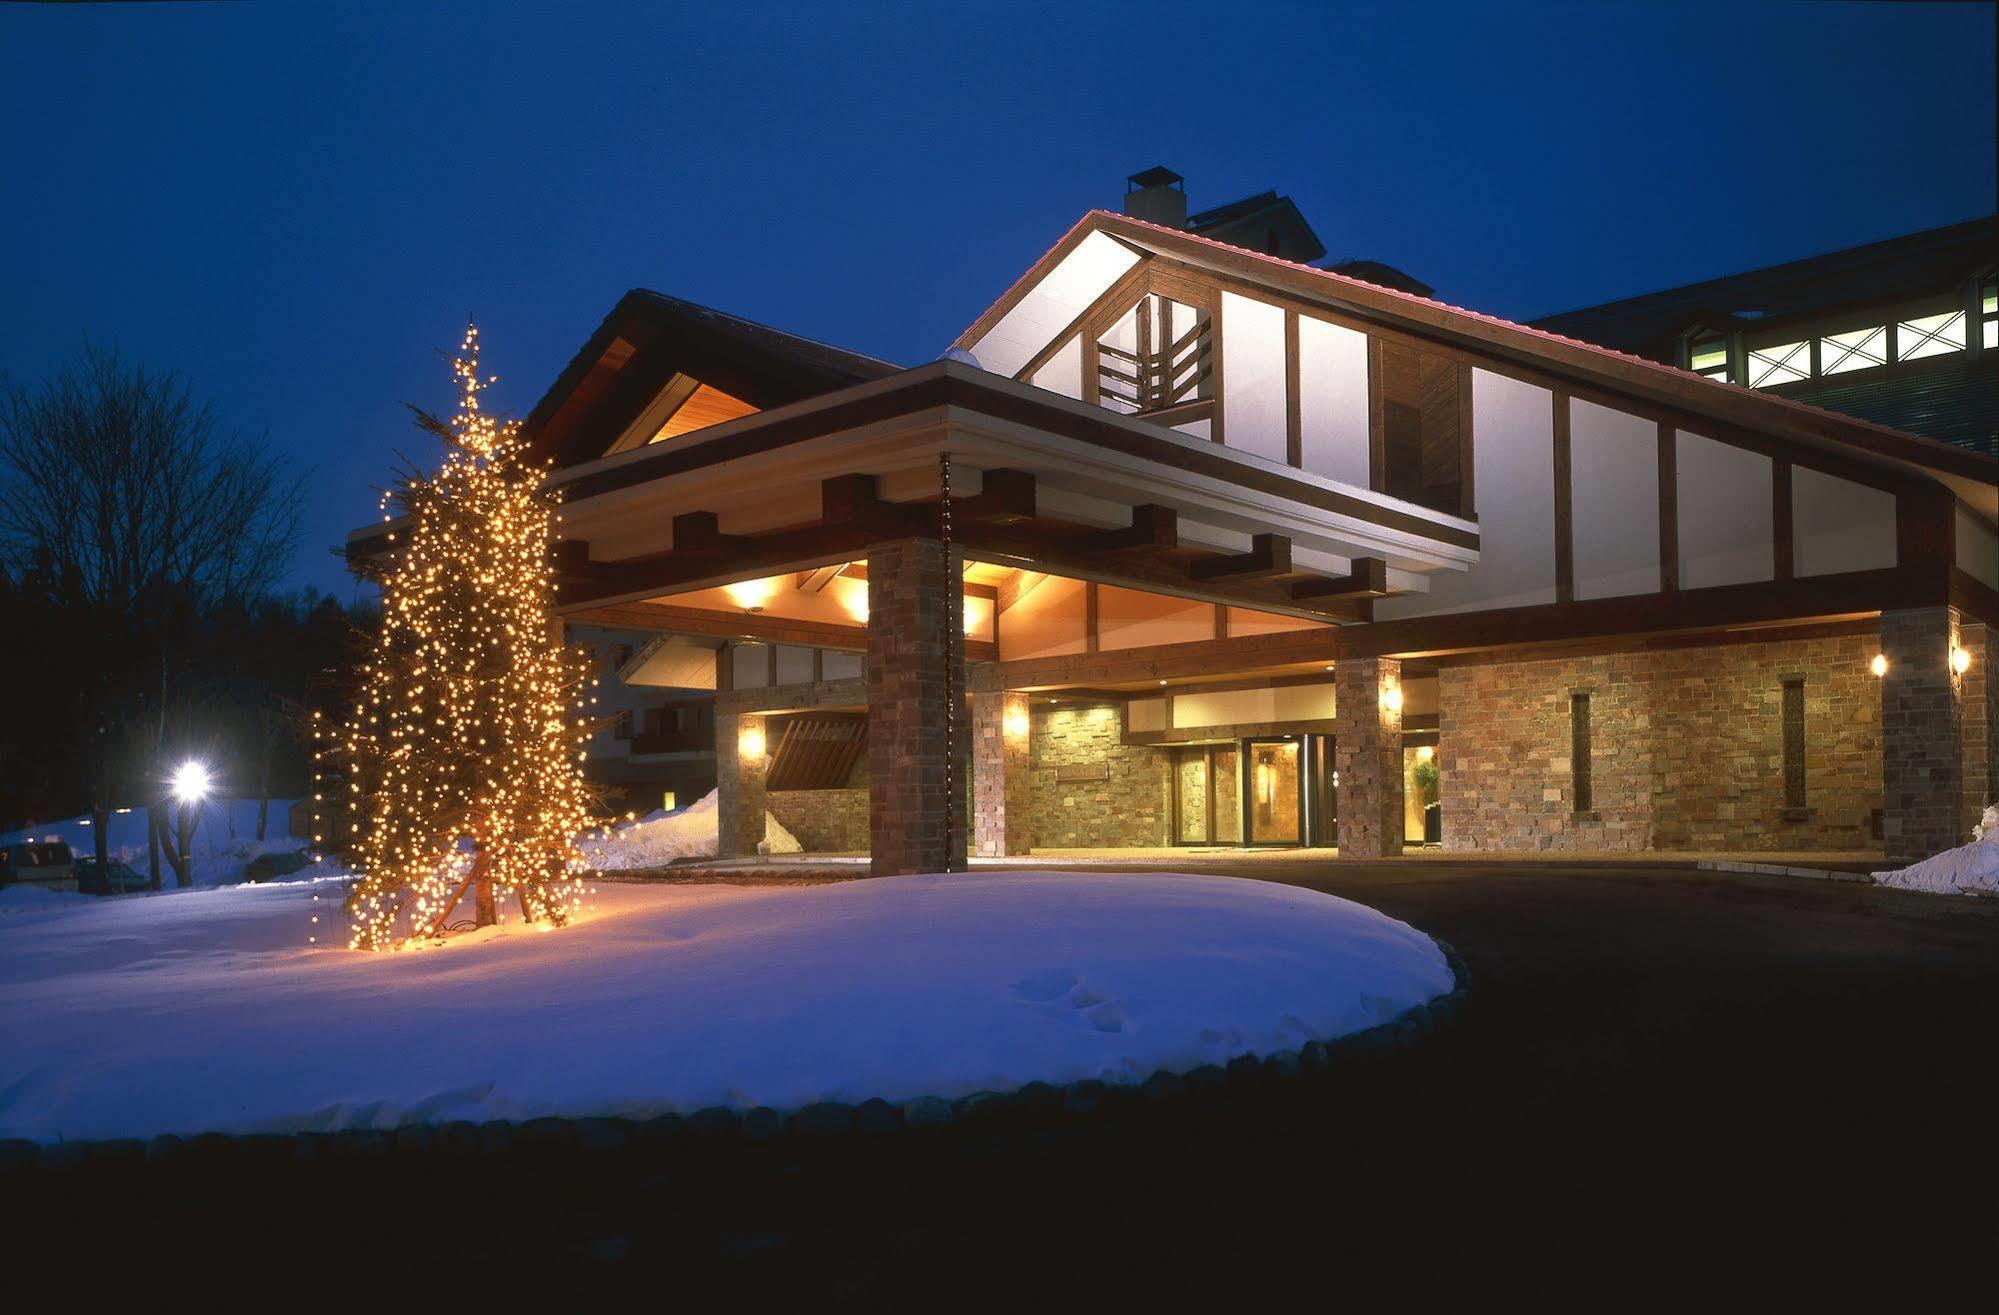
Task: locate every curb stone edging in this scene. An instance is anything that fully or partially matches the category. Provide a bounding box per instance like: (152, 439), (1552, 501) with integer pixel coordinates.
(1696, 859), (1873, 884)
(0, 936), (1470, 1171)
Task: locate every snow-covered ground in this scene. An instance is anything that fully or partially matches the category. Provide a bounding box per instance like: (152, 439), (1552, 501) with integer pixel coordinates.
(1874, 804), (1999, 896)
(582, 788), (800, 869)
(0, 798), (306, 889)
(0, 870), (1450, 1144)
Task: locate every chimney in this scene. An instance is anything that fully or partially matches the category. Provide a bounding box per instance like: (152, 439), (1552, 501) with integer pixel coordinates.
(1123, 166), (1187, 228)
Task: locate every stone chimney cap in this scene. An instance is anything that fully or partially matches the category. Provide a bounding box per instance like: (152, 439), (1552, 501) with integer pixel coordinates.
(1126, 166), (1184, 192)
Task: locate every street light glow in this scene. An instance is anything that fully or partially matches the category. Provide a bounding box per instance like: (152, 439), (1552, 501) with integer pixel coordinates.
(172, 760), (212, 805)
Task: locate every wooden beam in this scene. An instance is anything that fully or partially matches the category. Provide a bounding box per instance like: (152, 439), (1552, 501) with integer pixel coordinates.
(1077, 504), (1178, 553)
(958, 468), (1036, 525)
(1658, 421), (1679, 593)
(570, 600), (1001, 662)
(1189, 533), (1291, 581)
(1552, 391), (1574, 603)
(1284, 309), (1302, 468)
(672, 511), (747, 553)
(798, 564), (845, 593)
(1291, 557), (1388, 600)
(1773, 456), (1795, 581)
(1085, 582), (1100, 654)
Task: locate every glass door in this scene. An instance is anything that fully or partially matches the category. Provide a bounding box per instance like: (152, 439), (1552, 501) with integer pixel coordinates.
(1243, 738), (1303, 845)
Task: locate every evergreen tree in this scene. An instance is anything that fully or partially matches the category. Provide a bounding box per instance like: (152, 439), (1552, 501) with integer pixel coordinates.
(324, 325), (599, 950)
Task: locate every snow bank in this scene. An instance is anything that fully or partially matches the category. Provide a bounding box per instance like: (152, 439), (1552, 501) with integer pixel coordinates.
(0, 798), (306, 889)
(582, 789), (801, 869)
(0, 871), (1452, 1143)
(1874, 805), (1999, 896)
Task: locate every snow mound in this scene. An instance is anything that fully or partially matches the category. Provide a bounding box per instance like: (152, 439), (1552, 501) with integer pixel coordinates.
(1874, 806), (1999, 896)
(582, 789), (801, 869)
(0, 871), (1452, 1143)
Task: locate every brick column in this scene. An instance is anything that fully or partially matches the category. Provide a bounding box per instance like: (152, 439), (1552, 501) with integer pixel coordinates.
(1335, 657), (1403, 858)
(972, 690), (1032, 858)
(867, 537), (967, 875)
(1959, 621), (1996, 835)
(715, 710), (768, 859)
(1880, 606), (1964, 864)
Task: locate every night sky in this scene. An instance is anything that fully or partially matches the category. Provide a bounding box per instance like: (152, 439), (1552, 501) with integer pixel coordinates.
(4, 1), (1993, 596)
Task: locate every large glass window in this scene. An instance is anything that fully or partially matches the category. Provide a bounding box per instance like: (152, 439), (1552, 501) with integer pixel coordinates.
(1896, 310), (1967, 362)
(1746, 340), (1810, 388)
(1820, 325), (1888, 375)
(1687, 335), (1730, 382)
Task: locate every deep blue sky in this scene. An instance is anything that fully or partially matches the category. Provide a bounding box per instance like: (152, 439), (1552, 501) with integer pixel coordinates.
(4, 1), (1993, 596)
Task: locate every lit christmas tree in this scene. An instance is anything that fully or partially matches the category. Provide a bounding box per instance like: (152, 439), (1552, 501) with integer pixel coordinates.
(322, 324), (599, 951)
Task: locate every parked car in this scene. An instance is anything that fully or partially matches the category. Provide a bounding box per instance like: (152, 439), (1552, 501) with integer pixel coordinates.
(0, 839), (78, 892)
(245, 849), (313, 882)
(73, 855), (149, 896)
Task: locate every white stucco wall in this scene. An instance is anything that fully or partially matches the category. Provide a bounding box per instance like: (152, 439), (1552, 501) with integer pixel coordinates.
(1296, 315), (1370, 489)
(1793, 466), (1896, 578)
(1376, 369), (1556, 618)
(1219, 291), (1288, 465)
(1677, 431), (1773, 590)
(1569, 399), (1660, 600)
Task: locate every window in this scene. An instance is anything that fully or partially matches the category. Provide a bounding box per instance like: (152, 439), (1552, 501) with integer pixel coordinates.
(1781, 677), (1806, 812)
(1687, 334), (1730, 382)
(1895, 310), (1966, 362)
(1981, 281), (1997, 351)
(1820, 325), (1888, 375)
(1746, 340), (1810, 388)
(1570, 692), (1593, 814)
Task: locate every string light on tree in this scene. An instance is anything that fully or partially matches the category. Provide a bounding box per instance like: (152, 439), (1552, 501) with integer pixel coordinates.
(326, 322), (603, 951)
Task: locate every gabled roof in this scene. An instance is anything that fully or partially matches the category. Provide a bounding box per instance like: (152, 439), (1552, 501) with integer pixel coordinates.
(1531, 215), (1999, 357)
(956, 211), (1999, 512)
(1187, 191), (1327, 263)
(525, 290), (900, 467)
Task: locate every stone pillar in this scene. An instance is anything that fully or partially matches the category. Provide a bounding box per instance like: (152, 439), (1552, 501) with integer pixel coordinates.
(972, 690), (1032, 858)
(1880, 606), (1964, 864)
(867, 538), (967, 875)
(715, 710), (768, 859)
(1334, 657), (1404, 858)
(1959, 621), (1996, 835)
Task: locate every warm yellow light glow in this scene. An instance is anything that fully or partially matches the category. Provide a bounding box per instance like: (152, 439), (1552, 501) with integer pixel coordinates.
(661, 790), (676, 812)
(725, 577), (778, 614)
(1382, 687), (1404, 714)
(1416, 744), (1434, 762)
(1003, 705), (1030, 738)
(738, 723), (767, 760)
(1951, 646), (1971, 675)
(1870, 653), (1889, 678)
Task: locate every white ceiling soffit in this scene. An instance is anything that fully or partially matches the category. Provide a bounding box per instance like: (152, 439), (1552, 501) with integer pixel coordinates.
(966, 231), (1141, 378)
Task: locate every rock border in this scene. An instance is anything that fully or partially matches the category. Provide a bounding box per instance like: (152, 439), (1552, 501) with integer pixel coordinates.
(0, 938), (1469, 1174)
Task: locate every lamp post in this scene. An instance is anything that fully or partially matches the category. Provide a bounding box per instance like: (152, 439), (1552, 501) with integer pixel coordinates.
(171, 760), (211, 889)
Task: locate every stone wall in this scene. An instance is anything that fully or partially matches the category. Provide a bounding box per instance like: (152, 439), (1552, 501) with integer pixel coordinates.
(1027, 704), (1170, 848)
(1440, 631), (1882, 853)
(766, 789), (869, 852)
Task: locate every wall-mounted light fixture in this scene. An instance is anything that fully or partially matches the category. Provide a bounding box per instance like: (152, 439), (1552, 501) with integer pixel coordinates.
(1951, 645), (1971, 676)
(738, 723), (766, 760)
(1381, 687), (1404, 714)
(1870, 653), (1889, 678)
(1003, 705), (1030, 738)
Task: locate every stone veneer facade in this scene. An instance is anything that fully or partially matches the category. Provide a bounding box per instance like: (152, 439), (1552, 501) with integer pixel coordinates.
(765, 788), (870, 852)
(866, 538), (967, 874)
(1026, 703), (1171, 848)
(1439, 631), (1884, 853)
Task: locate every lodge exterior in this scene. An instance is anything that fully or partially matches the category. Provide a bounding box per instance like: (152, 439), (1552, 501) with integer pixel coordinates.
(352, 192), (1999, 874)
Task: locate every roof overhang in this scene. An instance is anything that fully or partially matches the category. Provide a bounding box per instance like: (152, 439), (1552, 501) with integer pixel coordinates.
(958, 211), (1999, 516)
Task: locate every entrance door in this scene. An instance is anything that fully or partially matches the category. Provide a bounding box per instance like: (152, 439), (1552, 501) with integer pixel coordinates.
(1243, 738), (1303, 845)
